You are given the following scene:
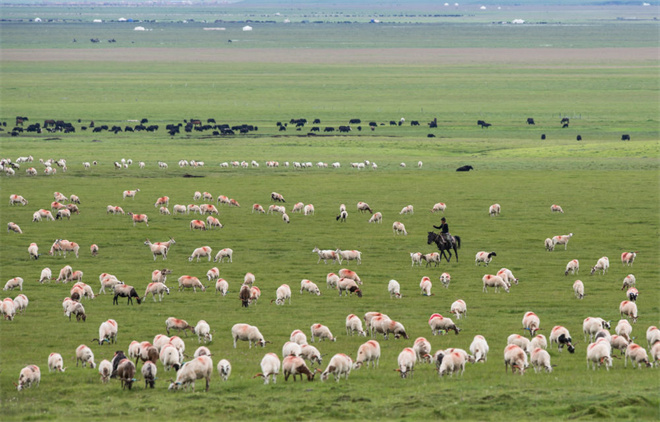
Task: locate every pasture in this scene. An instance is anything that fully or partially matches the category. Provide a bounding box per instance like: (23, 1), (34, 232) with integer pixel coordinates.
(1, 4), (659, 421)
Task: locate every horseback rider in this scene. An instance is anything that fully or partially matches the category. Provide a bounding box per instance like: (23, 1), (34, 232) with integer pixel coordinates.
(433, 217), (451, 244)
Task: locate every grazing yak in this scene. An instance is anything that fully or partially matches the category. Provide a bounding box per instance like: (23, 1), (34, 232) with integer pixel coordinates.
(456, 165), (474, 172)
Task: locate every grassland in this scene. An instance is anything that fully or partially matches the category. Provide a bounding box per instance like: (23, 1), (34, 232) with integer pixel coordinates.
(1, 4), (659, 421)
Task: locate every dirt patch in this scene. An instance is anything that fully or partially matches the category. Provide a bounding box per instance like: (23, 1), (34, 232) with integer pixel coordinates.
(2, 47), (656, 66)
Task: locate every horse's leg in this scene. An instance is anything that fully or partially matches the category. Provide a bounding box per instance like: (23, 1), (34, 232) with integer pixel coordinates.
(453, 245), (459, 262)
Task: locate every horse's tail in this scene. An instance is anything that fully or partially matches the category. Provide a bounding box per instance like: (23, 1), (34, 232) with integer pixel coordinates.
(454, 236), (461, 249)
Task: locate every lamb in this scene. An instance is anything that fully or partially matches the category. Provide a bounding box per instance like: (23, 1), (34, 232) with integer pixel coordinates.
(290, 329), (308, 345)
(412, 337), (432, 363)
(489, 203), (501, 216)
(166, 317), (195, 337)
(410, 252), (423, 267)
(544, 238), (554, 251)
(552, 233), (573, 250)
(215, 278), (229, 296)
(482, 274), (509, 293)
(440, 272), (451, 288)
(590, 256), (609, 275)
(217, 359), (231, 381)
(422, 252), (441, 267)
(625, 343), (651, 368)
(272, 284), (292, 305)
(98, 359), (112, 383)
(169, 355), (213, 391)
(232, 323), (267, 348)
(94, 319), (118, 345)
(420, 276), (433, 296)
(142, 360), (157, 389)
(214, 248), (233, 263)
(371, 317), (409, 340)
(337, 278), (362, 298)
(399, 205), (414, 215)
(122, 189), (140, 200)
(268, 204), (286, 215)
(75, 344), (96, 368)
(565, 259), (579, 276)
(300, 279), (321, 296)
(178, 275), (206, 293)
(469, 335), (490, 362)
(583, 317), (611, 342)
(4, 277), (24, 291)
(354, 340), (381, 369)
(503, 344), (527, 375)
(530, 348), (553, 373)
(621, 274), (636, 290)
(194, 320), (213, 343)
(388, 279), (402, 298)
(621, 251), (637, 266)
(475, 251), (497, 266)
(392, 221), (408, 235)
(368, 212), (382, 223)
(283, 355), (318, 382)
(291, 202), (304, 213)
(428, 313), (461, 335)
(336, 249), (362, 265)
(321, 354), (353, 382)
(573, 280), (585, 299)
(189, 246), (212, 262)
(311, 323), (336, 342)
(255, 353), (280, 384)
(522, 311), (541, 337)
(431, 202), (446, 213)
(16, 365), (41, 391)
(346, 314), (367, 336)
(396, 348), (417, 378)
(8, 222), (22, 234)
(48, 352), (65, 372)
(271, 192), (286, 202)
(357, 201), (373, 214)
(619, 300), (638, 323)
(312, 247), (339, 264)
(450, 299), (467, 319)
(551, 204), (564, 213)
(497, 268), (518, 285)
(549, 326), (575, 353)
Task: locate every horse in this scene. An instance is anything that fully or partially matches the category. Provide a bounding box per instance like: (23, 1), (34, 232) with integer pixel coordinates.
(427, 232), (461, 263)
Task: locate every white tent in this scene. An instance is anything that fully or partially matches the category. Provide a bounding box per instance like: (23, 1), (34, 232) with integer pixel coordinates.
(242, 25), (253, 31)
(134, 26), (146, 31)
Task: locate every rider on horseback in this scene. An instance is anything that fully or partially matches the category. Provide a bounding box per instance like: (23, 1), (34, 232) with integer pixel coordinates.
(433, 217), (451, 244)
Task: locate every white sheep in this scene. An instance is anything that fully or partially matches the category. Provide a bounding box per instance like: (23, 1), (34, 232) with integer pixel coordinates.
(388, 279), (402, 298)
(437, 350), (468, 377)
(616, 319), (633, 342)
(621, 252), (637, 266)
(75, 344), (96, 368)
(206, 267), (219, 282)
(550, 204), (564, 213)
(530, 348), (553, 373)
(346, 314), (367, 336)
(217, 359), (231, 381)
(431, 202), (446, 213)
(497, 268), (518, 285)
(94, 319), (118, 345)
(255, 353), (280, 384)
(422, 252), (441, 267)
(368, 212), (382, 223)
(354, 340), (380, 369)
(552, 233), (573, 250)
(469, 335), (490, 362)
(399, 205), (414, 215)
(647, 326), (660, 349)
(215, 278), (229, 296)
(619, 301), (638, 323)
(98, 359), (112, 383)
(503, 344), (527, 375)
(565, 259), (579, 276)
(232, 323), (267, 348)
(326, 272), (340, 289)
(420, 276), (433, 296)
(4, 277), (24, 291)
(621, 274), (636, 290)
(16, 365), (41, 391)
(573, 280), (585, 299)
(522, 312), (541, 337)
(450, 299), (467, 319)
(428, 313), (461, 335)
(290, 329), (308, 346)
(300, 344), (323, 367)
(159, 344), (182, 371)
(336, 249), (362, 265)
(583, 317), (611, 342)
(440, 272), (451, 289)
(590, 256), (609, 275)
(410, 252), (423, 267)
(586, 339), (613, 371)
(311, 323), (336, 342)
(549, 326), (575, 353)
(392, 221), (408, 235)
(321, 353), (353, 382)
(39, 268), (52, 284)
(299, 279), (320, 296)
(396, 347), (417, 378)
(489, 203), (501, 216)
(194, 320), (213, 343)
(544, 238), (554, 251)
(169, 355), (213, 392)
(273, 284), (292, 305)
(312, 247), (339, 264)
(475, 251), (497, 266)
(625, 343), (651, 368)
(13, 294), (28, 314)
(482, 274), (509, 293)
(282, 341), (302, 358)
(48, 353), (65, 372)
(530, 334), (548, 351)
(8, 222), (22, 234)
(214, 248), (233, 263)
(189, 246), (212, 262)
(1, 297), (16, 320)
(412, 337), (432, 363)
(27, 243), (40, 259)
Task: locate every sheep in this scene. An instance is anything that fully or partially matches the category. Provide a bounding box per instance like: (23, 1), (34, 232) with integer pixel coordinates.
(283, 355), (318, 382)
(106, 205), (125, 215)
(437, 350), (468, 377)
(65, 301), (86, 322)
(193, 346), (211, 358)
(114, 359), (136, 390)
(214, 248), (233, 263)
(440, 272), (451, 289)
(399, 205), (414, 215)
(4, 277), (24, 291)
(202, 192), (213, 201)
(475, 251), (497, 266)
(1, 298), (16, 320)
(431, 202), (446, 213)
(232, 323), (267, 348)
(255, 353), (280, 384)
(621, 274), (636, 290)
(36, 209), (55, 221)
(8, 222), (22, 234)
(290, 329), (308, 346)
(626, 287), (639, 302)
(13, 294), (28, 314)
(76, 344), (96, 368)
(190, 219), (206, 230)
(392, 221), (408, 235)
(311, 323), (336, 342)
(357, 201), (373, 214)
(326, 273), (340, 289)
(312, 247), (339, 264)
(229, 198), (240, 207)
(647, 326), (660, 349)
(268, 204), (286, 215)
(412, 337), (432, 363)
(522, 312), (541, 338)
(252, 203), (266, 214)
(388, 279), (402, 298)
(583, 317), (611, 342)
(143, 281), (170, 303)
(321, 354), (353, 382)
(346, 314), (367, 336)
(565, 259), (579, 276)
(530, 348), (553, 373)
(194, 320), (213, 343)
(336, 249), (362, 265)
(420, 276), (433, 296)
(549, 326), (575, 353)
(610, 335), (630, 356)
(16, 365), (41, 391)
(482, 274), (509, 293)
(38, 268), (52, 284)
(368, 212), (383, 223)
(586, 339), (614, 371)
(337, 278), (362, 298)
(48, 352), (65, 372)
(217, 359), (231, 381)
(178, 275), (206, 293)
(573, 280), (585, 299)
(141, 360), (157, 389)
(113, 284), (142, 305)
(189, 246), (213, 262)
(616, 319), (633, 343)
(552, 233), (573, 250)
(625, 343), (651, 368)
(166, 317), (195, 337)
(28, 243), (40, 261)
(300, 279), (321, 296)
(282, 341), (302, 358)
(99, 359), (112, 383)
(200, 204), (219, 215)
(530, 334), (548, 351)
(213, 278), (229, 296)
(169, 355), (213, 392)
(544, 238), (554, 251)
(55, 265), (73, 283)
(271, 192), (285, 202)
(206, 267), (220, 282)
(410, 252), (423, 267)
(291, 202), (304, 213)
(9, 194), (28, 206)
(123, 189), (140, 200)
(371, 317), (409, 340)
(422, 252), (441, 267)
(98, 274), (123, 294)
(159, 344), (182, 371)
(469, 335), (490, 362)
(336, 210), (348, 222)
(621, 251), (637, 266)
(300, 344), (323, 367)
(551, 204), (564, 213)
(450, 299), (467, 320)
(619, 300), (638, 323)
(503, 344), (527, 375)
(338, 268), (361, 284)
(497, 268), (519, 285)
(489, 203), (501, 216)
(590, 256), (609, 275)
(428, 313), (461, 335)
(93, 319), (118, 345)
(508, 334), (532, 353)
(396, 348), (417, 378)
(652, 342), (660, 368)
(354, 340), (381, 369)
(272, 284), (292, 305)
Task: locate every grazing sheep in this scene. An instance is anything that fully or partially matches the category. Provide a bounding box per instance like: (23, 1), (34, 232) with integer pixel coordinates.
(142, 360), (157, 389)
(16, 365), (41, 391)
(621, 274), (636, 290)
(410, 252), (423, 267)
(215, 278), (229, 296)
(489, 203), (501, 216)
(388, 279), (402, 298)
(178, 275), (206, 293)
(194, 320), (213, 343)
(321, 354), (353, 382)
(583, 317), (611, 342)
(616, 319), (633, 342)
(590, 256), (609, 275)
(420, 277), (433, 296)
(573, 280), (585, 299)
(290, 329), (308, 346)
(550, 204), (564, 213)
(98, 360), (112, 383)
(283, 355), (318, 382)
(646, 326), (660, 349)
(469, 335), (490, 363)
(206, 267), (220, 282)
(422, 252), (441, 267)
(428, 313), (460, 336)
(213, 248), (233, 263)
(475, 251), (497, 266)
(310, 323), (336, 342)
(48, 353), (66, 372)
(625, 343), (651, 368)
(431, 202), (446, 213)
(217, 359), (231, 381)
(565, 259), (579, 276)
(189, 246), (213, 262)
(587, 339), (613, 371)
(621, 252), (637, 266)
(619, 301), (638, 323)
(522, 312), (541, 338)
(399, 205), (414, 215)
(497, 268), (518, 285)
(232, 323), (267, 348)
(503, 344), (527, 375)
(450, 299), (467, 320)
(272, 284), (292, 305)
(354, 340), (381, 369)
(392, 221), (408, 235)
(357, 201), (373, 214)
(626, 287), (638, 302)
(8, 222), (22, 234)
(396, 348), (416, 378)
(346, 314), (367, 336)
(530, 348), (553, 373)
(300, 279), (321, 296)
(412, 337), (432, 363)
(368, 212), (383, 223)
(75, 344), (96, 368)
(549, 326), (575, 353)
(337, 278), (362, 298)
(482, 274), (509, 293)
(254, 353), (280, 385)
(4, 277), (24, 291)
(168, 355), (213, 391)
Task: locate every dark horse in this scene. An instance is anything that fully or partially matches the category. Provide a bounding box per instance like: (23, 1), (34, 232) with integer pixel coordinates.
(427, 232), (461, 262)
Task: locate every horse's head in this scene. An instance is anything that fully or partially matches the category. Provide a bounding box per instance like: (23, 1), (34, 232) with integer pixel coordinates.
(427, 232), (435, 244)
